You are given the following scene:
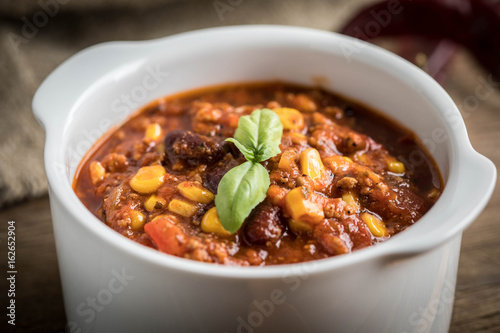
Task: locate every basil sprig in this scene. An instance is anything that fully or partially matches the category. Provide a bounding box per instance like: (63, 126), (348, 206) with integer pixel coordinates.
(225, 108), (283, 163)
(215, 109), (283, 233)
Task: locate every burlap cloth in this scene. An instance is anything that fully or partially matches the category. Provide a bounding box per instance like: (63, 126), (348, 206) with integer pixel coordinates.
(0, 0), (389, 207)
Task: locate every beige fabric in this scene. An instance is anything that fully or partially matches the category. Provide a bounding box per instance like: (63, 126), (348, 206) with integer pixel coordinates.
(0, 0), (374, 207)
(0, 0), (180, 17)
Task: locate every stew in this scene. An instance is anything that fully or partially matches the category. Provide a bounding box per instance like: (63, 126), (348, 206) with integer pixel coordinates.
(73, 82), (442, 266)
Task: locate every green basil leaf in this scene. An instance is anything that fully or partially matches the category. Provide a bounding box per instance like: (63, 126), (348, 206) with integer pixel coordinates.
(225, 138), (255, 161)
(215, 109), (283, 233)
(215, 161), (270, 234)
(227, 109), (283, 163)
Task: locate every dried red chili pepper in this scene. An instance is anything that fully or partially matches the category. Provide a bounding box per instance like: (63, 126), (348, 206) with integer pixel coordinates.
(340, 0), (500, 82)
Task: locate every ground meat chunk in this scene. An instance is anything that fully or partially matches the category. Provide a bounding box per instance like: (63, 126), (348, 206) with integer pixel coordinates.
(336, 176), (358, 190)
(163, 130), (226, 170)
(101, 153), (128, 173)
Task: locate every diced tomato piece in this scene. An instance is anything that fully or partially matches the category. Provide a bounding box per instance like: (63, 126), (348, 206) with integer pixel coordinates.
(144, 217), (187, 257)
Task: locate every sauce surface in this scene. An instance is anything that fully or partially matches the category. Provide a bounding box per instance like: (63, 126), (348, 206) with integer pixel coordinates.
(73, 82), (442, 266)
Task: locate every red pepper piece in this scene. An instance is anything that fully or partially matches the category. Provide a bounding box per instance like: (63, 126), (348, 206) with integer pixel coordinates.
(144, 217), (187, 256)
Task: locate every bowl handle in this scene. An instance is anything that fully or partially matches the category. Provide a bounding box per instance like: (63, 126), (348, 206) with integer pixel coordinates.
(32, 41), (146, 132)
(386, 149), (496, 258)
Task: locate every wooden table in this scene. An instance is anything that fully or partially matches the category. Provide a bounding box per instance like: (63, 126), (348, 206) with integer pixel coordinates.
(0, 54), (499, 333)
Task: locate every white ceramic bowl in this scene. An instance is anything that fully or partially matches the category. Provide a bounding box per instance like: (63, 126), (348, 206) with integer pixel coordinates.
(33, 26), (495, 333)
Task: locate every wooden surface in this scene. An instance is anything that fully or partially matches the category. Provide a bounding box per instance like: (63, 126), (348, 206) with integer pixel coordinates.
(445, 53), (500, 332)
(0, 54), (499, 333)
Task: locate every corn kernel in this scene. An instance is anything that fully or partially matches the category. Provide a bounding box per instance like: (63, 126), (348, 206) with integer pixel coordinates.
(342, 192), (360, 214)
(323, 155), (350, 173)
(288, 132), (307, 145)
(177, 181), (215, 204)
(129, 165), (166, 194)
(292, 94), (317, 112)
(278, 150), (298, 170)
(312, 112), (329, 125)
(267, 185), (288, 207)
(342, 192), (358, 206)
(151, 214), (178, 224)
(129, 210), (146, 231)
(273, 108), (305, 130)
(145, 123), (162, 140)
(201, 207), (231, 236)
(341, 192), (354, 205)
(355, 153), (367, 164)
(388, 160), (405, 174)
(428, 188), (440, 199)
(285, 187), (324, 224)
(144, 194), (167, 212)
(300, 148), (327, 189)
(168, 198), (198, 217)
(361, 212), (388, 237)
(324, 106), (344, 119)
(288, 219), (312, 234)
(89, 161), (106, 185)
(343, 156), (353, 163)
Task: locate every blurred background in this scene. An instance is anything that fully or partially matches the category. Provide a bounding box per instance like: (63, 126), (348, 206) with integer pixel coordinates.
(0, 0), (499, 331)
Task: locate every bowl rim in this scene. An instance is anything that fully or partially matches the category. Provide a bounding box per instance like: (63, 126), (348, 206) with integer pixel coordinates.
(33, 25), (496, 279)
